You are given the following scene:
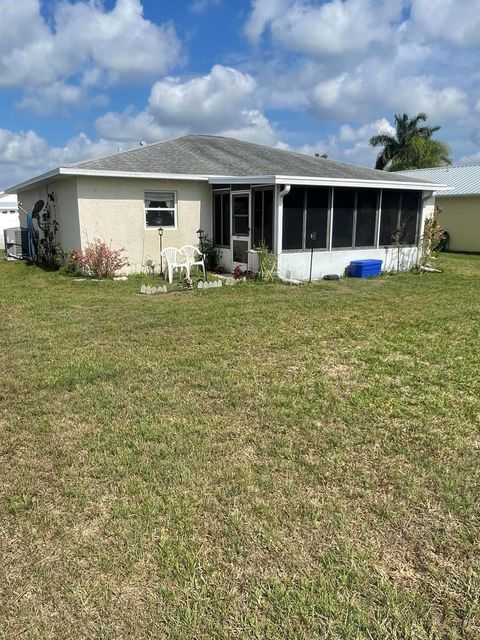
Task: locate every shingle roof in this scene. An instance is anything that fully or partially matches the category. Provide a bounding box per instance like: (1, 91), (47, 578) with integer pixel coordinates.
(398, 164), (480, 197)
(69, 134), (426, 184)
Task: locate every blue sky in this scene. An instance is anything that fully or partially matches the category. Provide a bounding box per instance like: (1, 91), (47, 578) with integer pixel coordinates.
(1, 0), (480, 189)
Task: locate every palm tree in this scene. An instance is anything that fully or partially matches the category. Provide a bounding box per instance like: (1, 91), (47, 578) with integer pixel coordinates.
(369, 113), (451, 171)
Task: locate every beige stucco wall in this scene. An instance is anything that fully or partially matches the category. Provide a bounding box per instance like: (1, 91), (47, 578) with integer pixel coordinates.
(436, 195), (480, 252)
(76, 177), (212, 272)
(16, 178), (80, 251)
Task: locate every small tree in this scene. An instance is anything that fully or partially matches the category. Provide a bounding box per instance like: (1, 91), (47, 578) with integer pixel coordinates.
(415, 206), (444, 272)
(391, 228), (405, 274)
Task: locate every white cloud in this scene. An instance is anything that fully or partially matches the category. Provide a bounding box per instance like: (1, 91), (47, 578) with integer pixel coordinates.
(294, 118), (397, 166)
(458, 151), (480, 165)
(339, 119), (395, 143)
(245, 0), (288, 42)
(16, 82), (109, 116)
(0, 1), (48, 54)
(246, 0), (403, 56)
(147, 65), (257, 130)
(96, 109), (185, 144)
(218, 110), (279, 146)
(309, 61), (469, 122)
(0, 128), (48, 171)
(411, 0), (480, 47)
(96, 65), (282, 147)
(0, 0), (182, 92)
(312, 73), (364, 119)
(0, 128), (121, 189)
(383, 78), (469, 121)
(190, 0), (221, 12)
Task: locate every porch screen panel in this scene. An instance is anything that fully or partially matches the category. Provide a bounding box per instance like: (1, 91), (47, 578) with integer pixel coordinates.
(379, 190), (400, 245)
(213, 192), (230, 247)
(355, 189), (378, 247)
(221, 192), (230, 246)
(332, 188), (355, 248)
(399, 190), (420, 244)
(263, 188), (274, 250)
(305, 187), (328, 249)
(252, 188), (274, 249)
(282, 187), (304, 250)
(253, 190), (263, 248)
(214, 193), (222, 245)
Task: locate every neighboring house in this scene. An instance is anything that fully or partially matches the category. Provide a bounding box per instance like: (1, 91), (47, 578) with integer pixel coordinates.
(5, 135), (443, 279)
(399, 165), (480, 253)
(0, 192), (19, 250)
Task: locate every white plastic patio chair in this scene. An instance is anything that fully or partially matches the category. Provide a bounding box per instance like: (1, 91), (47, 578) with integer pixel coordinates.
(180, 245), (206, 280)
(161, 247), (187, 283)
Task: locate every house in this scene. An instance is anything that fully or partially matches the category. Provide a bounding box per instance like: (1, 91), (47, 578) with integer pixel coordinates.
(0, 192), (19, 250)
(5, 135), (443, 279)
(399, 165), (480, 253)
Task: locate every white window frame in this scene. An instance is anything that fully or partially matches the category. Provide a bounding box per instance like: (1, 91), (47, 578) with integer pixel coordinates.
(144, 191), (177, 230)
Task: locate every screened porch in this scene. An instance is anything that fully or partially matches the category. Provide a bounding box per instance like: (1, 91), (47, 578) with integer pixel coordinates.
(211, 182), (423, 278)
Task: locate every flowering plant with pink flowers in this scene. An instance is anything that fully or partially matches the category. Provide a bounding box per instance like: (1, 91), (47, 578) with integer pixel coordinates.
(72, 239), (128, 279)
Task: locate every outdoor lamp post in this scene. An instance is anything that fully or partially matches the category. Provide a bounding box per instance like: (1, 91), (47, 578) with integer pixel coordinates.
(197, 229), (205, 253)
(309, 231), (317, 283)
(158, 227), (164, 277)
(196, 228), (205, 253)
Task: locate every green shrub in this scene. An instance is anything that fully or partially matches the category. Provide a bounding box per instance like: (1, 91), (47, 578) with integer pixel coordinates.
(200, 236), (222, 272)
(256, 244), (277, 282)
(58, 250), (81, 276)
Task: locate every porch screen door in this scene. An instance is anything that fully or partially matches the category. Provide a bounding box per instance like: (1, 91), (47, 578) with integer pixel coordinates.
(232, 193), (250, 266)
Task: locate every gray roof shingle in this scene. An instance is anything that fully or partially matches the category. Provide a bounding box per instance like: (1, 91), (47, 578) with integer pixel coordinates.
(69, 134), (427, 184)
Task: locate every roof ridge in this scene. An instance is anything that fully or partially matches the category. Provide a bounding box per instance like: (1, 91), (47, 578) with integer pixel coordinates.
(66, 134), (198, 169)
(190, 134), (389, 173)
(67, 133), (278, 169)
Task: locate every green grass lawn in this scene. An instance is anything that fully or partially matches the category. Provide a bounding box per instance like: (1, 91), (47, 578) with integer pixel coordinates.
(0, 254), (478, 639)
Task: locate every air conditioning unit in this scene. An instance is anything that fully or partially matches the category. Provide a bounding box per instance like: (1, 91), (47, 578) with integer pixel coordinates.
(4, 227), (28, 260)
